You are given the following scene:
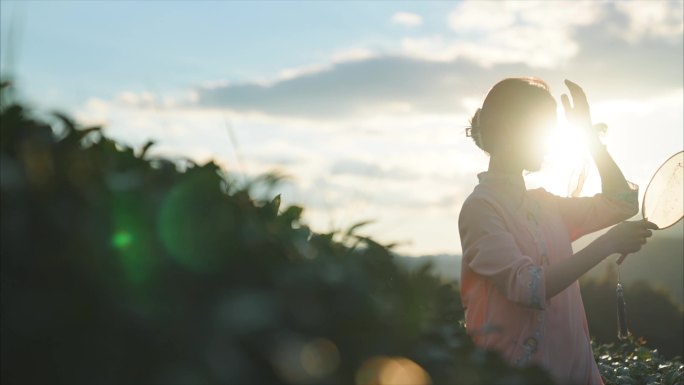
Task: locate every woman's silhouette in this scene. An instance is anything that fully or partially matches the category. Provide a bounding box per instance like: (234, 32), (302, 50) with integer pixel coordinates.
(458, 77), (657, 385)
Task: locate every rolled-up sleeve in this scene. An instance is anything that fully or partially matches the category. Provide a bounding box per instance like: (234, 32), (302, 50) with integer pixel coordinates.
(459, 198), (547, 310)
(548, 181), (639, 242)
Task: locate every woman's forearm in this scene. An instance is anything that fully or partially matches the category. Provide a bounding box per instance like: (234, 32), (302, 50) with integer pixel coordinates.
(544, 238), (610, 300)
(590, 144), (631, 193)
(543, 215), (656, 300)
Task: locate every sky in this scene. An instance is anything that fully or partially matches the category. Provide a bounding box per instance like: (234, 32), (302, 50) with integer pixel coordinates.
(1, 0), (683, 256)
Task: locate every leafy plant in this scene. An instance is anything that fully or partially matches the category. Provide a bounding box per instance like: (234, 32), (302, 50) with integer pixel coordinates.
(593, 337), (683, 385)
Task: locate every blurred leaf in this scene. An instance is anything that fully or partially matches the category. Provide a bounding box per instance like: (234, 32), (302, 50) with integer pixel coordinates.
(139, 140), (155, 158)
(280, 205), (303, 225)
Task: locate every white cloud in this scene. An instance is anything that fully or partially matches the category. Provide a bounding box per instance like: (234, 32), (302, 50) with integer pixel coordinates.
(274, 62), (332, 83)
(115, 91), (157, 108)
(613, 0), (684, 42)
(447, 2), (515, 31)
(401, 36), (461, 63)
(401, 34), (578, 68)
(392, 12), (423, 27)
(592, 89), (684, 189)
(191, 55), (480, 120)
(200, 79), (231, 90)
(448, 1), (601, 32)
(250, 47), (379, 87)
(424, 0), (604, 68)
(330, 47), (377, 63)
(111, 90), (198, 110)
(330, 158), (419, 180)
(76, 97), (111, 127)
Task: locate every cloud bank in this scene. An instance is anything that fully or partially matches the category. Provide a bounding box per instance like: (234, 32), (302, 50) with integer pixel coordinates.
(187, 2), (682, 122)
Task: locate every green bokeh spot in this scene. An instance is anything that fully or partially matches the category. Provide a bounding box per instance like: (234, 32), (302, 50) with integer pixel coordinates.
(158, 170), (238, 272)
(112, 231), (133, 249)
(110, 192), (157, 286)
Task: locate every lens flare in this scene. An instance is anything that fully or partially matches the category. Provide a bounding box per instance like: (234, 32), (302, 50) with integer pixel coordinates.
(355, 356), (431, 385)
(111, 193), (156, 286)
(158, 170), (239, 272)
(111, 231), (133, 249)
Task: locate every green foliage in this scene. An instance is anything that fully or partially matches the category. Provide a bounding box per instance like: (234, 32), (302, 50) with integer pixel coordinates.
(593, 338), (684, 385)
(0, 90), (552, 384)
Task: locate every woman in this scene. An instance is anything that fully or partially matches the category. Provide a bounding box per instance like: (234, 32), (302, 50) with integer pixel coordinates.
(458, 77), (657, 385)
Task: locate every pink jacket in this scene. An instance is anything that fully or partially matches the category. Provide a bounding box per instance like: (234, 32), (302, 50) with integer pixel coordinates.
(459, 171), (638, 385)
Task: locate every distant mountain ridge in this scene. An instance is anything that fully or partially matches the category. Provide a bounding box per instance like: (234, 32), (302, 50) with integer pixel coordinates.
(395, 232), (683, 305)
(393, 253), (461, 282)
(585, 235), (683, 305)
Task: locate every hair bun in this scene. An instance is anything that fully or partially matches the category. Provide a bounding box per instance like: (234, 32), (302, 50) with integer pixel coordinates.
(472, 107), (482, 128)
(466, 108), (484, 150)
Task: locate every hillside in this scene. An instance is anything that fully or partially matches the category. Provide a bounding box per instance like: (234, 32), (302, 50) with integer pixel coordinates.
(396, 226), (683, 306)
(393, 253), (461, 283)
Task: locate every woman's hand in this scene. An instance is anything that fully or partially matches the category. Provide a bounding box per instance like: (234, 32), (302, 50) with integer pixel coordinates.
(597, 219), (659, 256)
(561, 79), (604, 150)
(561, 79), (592, 128)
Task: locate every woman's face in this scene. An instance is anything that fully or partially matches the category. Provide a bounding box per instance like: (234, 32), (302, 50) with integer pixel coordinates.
(510, 100), (557, 172)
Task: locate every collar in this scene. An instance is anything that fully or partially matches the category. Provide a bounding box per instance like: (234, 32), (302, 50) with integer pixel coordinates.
(477, 170), (527, 207)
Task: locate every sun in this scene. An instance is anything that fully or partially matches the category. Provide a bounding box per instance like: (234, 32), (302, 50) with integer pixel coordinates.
(527, 111), (601, 197)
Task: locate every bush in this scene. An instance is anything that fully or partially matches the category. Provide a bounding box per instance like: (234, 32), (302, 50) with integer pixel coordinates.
(593, 337), (684, 385)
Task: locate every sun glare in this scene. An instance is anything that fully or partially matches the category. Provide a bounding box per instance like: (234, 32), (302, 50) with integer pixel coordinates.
(527, 111), (601, 197)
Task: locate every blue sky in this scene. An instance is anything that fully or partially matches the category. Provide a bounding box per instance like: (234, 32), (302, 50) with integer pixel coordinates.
(2, 1), (457, 107)
(1, 1), (683, 256)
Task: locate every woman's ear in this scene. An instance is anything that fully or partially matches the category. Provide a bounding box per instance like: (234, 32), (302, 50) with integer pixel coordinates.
(500, 121), (516, 146)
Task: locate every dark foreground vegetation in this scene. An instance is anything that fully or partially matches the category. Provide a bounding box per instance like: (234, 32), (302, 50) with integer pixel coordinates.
(1, 83), (682, 384)
(581, 269), (683, 360)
